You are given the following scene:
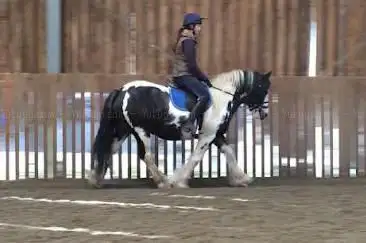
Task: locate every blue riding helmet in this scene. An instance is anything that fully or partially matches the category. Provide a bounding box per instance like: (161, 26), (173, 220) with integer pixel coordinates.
(183, 12), (206, 26)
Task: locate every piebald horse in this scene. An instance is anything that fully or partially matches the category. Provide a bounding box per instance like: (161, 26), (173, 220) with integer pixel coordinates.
(88, 69), (271, 188)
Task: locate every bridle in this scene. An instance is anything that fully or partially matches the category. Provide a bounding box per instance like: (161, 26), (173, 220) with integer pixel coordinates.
(209, 78), (268, 112)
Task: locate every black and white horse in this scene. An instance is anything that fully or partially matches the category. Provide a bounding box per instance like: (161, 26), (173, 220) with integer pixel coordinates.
(88, 69), (271, 188)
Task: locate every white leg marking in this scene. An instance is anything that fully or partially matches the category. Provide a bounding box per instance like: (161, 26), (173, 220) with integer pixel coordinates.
(87, 169), (98, 187)
(111, 138), (123, 154)
(144, 153), (168, 188)
(0, 222), (172, 239)
(108, 138), (125, 179)
(221, 144), (251, 187)
(169, 134), (215, 188)
(134, 128), (168, 188)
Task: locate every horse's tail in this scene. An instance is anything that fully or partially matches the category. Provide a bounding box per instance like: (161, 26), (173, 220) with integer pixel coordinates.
(90, 89), (122, 186)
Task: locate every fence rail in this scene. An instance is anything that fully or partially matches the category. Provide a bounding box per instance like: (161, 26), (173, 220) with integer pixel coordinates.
(1, 74), (365, 181)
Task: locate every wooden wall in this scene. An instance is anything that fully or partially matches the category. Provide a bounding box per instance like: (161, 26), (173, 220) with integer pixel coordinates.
(61, 0), (311, 75)
(0, 0), (365, 76)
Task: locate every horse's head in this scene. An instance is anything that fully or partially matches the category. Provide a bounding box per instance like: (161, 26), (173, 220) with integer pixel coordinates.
(236, 70), (272, 120)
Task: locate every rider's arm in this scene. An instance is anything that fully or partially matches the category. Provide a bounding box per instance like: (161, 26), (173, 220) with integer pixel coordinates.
(181, 39), (212, 87)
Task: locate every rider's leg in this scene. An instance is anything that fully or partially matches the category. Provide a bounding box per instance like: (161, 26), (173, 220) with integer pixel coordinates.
(174, 76), (210, 138)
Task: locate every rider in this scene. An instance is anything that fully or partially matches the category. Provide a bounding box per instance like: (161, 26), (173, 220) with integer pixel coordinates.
(171, 12), (213, 138)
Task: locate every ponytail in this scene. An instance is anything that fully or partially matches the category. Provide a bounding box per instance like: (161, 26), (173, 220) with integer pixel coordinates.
(172, 27), (185, 52)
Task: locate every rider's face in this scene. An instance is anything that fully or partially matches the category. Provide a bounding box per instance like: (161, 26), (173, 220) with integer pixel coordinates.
(194, 24), (202, 35)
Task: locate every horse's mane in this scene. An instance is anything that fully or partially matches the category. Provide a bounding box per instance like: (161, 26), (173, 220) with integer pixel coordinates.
(211, 69), (245, 94)
(209, 69), (245, 108)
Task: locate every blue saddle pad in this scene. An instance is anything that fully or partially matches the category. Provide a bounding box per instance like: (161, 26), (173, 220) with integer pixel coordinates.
(168, 86), (212, 111)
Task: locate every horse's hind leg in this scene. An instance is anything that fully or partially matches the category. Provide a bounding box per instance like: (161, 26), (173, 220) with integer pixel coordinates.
(133, 128), (168, 188)
(105, 136), (127, 179)
(88, 127), (130, 188)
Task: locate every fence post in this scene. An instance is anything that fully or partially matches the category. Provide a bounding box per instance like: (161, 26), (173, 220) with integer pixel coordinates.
(46, 79), (57, 179)
(46, 0), (61, 178)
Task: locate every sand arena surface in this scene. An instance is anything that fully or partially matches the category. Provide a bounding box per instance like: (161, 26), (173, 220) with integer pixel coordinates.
(1, 179), (366, 243)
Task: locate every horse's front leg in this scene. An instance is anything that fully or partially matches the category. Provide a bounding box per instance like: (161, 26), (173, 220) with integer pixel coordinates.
(214, 134), (252, 187)
(169, 134), (216, 188)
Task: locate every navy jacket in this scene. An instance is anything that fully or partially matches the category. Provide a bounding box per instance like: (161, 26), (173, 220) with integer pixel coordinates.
(181, 38), (212, 87)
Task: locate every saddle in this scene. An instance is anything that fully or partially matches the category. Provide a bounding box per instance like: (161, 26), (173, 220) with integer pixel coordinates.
(167, 79), (212, 112)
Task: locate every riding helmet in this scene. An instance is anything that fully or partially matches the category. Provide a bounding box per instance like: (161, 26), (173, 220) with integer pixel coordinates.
(182, 12), (206, 27)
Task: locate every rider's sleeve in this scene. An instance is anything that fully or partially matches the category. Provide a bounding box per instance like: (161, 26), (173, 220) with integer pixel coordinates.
(181, 39), (212, 87)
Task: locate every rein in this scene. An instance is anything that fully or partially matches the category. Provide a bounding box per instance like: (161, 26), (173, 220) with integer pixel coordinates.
(211, 86), (235, 96)
(209, 71), (255, 97)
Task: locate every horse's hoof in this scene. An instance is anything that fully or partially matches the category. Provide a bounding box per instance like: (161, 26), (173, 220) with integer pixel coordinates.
(88, 179), (103, 189)
(229, 181), (248, 187)
(156, 176), (171, 189)
(171, 180), (189, 189)
(92, 183), (103, 189)
(154, 175), (170, 189)
(87, 170), (104, 189)
(157, 181), (171, 189)
(86, 179), (103, 189)
(229, 177), (252, 187)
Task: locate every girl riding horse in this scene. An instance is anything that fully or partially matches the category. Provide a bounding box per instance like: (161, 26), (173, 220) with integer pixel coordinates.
(171, 12), (212, 139)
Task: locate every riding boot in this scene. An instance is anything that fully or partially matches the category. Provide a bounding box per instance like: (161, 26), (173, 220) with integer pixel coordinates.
(181, 98), (207, 139)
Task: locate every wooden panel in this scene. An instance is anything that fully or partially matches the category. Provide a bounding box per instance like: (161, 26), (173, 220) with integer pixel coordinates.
(263, 0), (277, 72)
(238, 0), (251, 68)
(78, 0), (90, 72)
(316, 0), (340, 76)
(287, 0), (300, 75)
(37, 0), (46, 72)
(23, 0), (36, 72)
(0, 18), (8, 72)
(336, 0), (347, 75)
(0, 0), (46, 72)
(325, 0), (339, 75)
(8, 0), (366, 76)
(249, 0), (264, 70)
(297, 0), (310, 75)
(61, 0), (311, 76)
(344, 0), (366, 75)
(8, 0), (23, 72)
(134, 0), (147, 74)
(275, 0), (289, 75)
(197, 0), (210, 72)
(212, 0), (224, 73)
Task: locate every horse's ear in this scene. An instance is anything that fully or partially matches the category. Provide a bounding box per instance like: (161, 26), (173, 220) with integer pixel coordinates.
(264, 71), (272, 78)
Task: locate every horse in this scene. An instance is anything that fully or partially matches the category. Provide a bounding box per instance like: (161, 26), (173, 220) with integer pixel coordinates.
(87, 69), (271, 188)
